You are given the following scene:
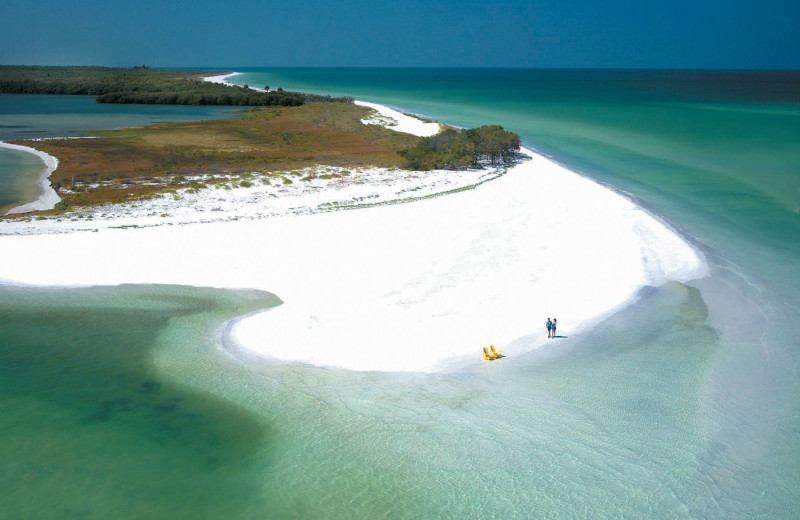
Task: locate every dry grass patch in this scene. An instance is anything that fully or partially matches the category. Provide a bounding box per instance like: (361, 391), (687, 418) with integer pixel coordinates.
(11, 102), (419, 212)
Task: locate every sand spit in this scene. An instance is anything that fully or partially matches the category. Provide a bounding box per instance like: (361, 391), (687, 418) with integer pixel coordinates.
(354, 100), (441, 137)
(0, 85), (707, 371)
(0, 147), (706, 372)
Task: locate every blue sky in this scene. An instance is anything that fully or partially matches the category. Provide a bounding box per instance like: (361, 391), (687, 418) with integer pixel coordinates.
(2, 0), (798, 68)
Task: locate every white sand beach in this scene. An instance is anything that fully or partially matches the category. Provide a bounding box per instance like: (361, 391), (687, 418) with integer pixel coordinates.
(355, 100), (440, 136)
(0, 99), (707, 372)
(204, 72), (268, 92)
(0, 142), (60, 214)
(203, 72), (243, 85)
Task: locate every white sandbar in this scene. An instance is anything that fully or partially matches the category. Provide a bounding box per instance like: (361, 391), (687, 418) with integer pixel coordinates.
(0, 88), (707, 371)
(203, 72), (242, 85)
(204, 71), (267, 92)
(354, 100), (441, 136)
(0, 143), (706, 372)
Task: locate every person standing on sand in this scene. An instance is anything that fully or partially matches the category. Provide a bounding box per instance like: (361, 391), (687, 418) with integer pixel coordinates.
(551, 318), (557, 337)
(546, 318), (553, 338)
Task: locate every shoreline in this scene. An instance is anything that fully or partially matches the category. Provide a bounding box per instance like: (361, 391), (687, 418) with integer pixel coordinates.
(202, 72), (243, 86)
(0, 75), (708, 372)
(0, 141), (60, 214)
(229, 144), (708, 372)
(204, 72), (442, 137)
(203, 72), (268, 92)
(353, 100), (440, 137)
(0, 146), (708, 373)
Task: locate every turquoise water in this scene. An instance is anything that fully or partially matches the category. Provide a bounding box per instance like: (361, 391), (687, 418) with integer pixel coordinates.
(1, 70), (799, 518)
(0, 94), (242, 213)
(0, 282), (729, 518)
(0, 285), (280, 518)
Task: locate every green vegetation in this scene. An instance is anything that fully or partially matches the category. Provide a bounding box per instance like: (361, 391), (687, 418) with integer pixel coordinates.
(0, 70), (523, 215)
(399, 126), (521, 170)
(0, 66), (352, 106)
(8, 102), (417, 211)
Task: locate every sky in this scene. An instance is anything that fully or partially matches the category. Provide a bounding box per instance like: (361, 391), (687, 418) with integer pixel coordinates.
(2, 0), (799, 69)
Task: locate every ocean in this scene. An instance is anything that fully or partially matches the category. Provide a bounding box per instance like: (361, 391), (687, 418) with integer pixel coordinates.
(1, 69), (798, 518)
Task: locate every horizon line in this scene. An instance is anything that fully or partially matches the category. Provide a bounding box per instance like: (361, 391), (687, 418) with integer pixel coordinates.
(2, 64), (799, 73)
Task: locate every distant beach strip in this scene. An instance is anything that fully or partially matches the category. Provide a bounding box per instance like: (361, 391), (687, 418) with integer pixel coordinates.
(205, 72), (442, 136)
(0, 74), (708, 371)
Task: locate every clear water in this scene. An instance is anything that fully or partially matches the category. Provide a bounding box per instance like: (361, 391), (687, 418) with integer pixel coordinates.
(1, 70), (799, 518)
(0, 145), (44, 214)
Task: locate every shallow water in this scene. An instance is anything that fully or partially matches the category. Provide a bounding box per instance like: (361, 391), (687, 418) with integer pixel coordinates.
(1, 70), (799, 517)
(0, 285), (281, 518)
(0, 146), (44, 213)
(0, 94), (241, 141)
(1, 280), (763, 519)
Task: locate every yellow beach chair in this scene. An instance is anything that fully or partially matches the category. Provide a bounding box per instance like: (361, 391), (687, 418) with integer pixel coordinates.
(490, 345), (503, 358)
(482, 346), (502, 361)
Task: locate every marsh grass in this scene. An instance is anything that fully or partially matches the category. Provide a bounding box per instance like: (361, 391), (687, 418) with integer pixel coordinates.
(9, 102), (418, 214)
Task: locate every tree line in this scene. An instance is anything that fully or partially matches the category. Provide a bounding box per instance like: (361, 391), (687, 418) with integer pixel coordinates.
(94, 88), (308, 106)
(0, 66), (352, 107)
(399, 125), (521, 170)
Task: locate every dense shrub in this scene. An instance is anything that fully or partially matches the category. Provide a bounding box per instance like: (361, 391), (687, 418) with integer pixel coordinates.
(399, 125), (521, 170)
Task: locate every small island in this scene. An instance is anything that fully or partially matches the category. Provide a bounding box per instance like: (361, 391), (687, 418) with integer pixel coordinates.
(0, 66), (521, 218)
